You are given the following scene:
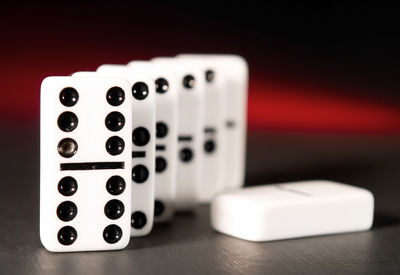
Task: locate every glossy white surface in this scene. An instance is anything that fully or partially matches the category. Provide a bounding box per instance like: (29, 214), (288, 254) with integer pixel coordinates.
(178, 54), (248, 192)
(128, 61), (179, 222)
(75, 68), (156, 237)
(211, 180), (374, 242)
(175, 55), (227, 202)
(40, 76), (132, 252)
(151, 57), (205, 211)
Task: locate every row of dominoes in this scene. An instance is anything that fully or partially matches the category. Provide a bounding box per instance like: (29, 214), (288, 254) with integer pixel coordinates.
(40, 54), (249, 252)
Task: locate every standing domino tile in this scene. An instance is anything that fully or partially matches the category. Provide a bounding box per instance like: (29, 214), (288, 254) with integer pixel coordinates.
(96, 66), (156, 236)
(40, 76), (132, 252)
(211, 180), (374, 242)
(74, 68), (156, 237)
(151, 57), (205, 211)
(127, 61), (178, 222)
(175, 56), (227, 202)
(178, 55), (248, 191)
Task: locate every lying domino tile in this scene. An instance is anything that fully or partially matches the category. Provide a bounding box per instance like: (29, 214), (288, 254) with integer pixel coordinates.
(151, 57), (205, 211)
(74, 68), (156, 237)
(211, 180), (374, 242)
(40, 76), (132, 252)
(127, 61), (179, 223)
(178, 55), (248, 191)
(175, 55), (227, 202)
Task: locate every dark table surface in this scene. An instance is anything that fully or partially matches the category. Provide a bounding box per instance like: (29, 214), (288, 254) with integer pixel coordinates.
(1, 125), (400, 274)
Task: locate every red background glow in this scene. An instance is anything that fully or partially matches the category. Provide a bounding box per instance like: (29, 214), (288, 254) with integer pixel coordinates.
(1, 2), (399, 135)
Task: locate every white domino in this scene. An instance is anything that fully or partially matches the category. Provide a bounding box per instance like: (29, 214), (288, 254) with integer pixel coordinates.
(75, 68), (156, 237)
(127, 60), (179, 222)
(175, 55), (227, 202)
(151, 57), (205, 211)
(40, 76), (132, 252)
(211, 180), (374, 242)
(178, 54), (248, 191)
